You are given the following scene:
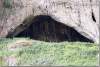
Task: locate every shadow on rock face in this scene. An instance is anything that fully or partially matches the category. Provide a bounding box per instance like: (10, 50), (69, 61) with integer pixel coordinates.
(11, 15), (93, 43)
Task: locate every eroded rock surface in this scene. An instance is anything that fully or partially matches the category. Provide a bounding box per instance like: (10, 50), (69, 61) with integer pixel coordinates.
(0, 0), (99, 43)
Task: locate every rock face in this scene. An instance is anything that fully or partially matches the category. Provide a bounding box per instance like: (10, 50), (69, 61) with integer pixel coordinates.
(0, 0), (99, 43)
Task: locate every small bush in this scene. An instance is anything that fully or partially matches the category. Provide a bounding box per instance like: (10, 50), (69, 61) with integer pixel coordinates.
(3, 0), (12, 8)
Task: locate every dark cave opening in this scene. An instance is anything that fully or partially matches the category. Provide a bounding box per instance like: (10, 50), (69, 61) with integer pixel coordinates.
(15, 15), (93, 42)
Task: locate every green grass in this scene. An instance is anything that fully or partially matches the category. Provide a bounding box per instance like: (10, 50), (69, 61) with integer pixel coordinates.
(0, 38), (99, 66)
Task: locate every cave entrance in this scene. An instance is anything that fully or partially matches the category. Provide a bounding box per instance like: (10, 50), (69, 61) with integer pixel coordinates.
(15, 15), (93, 42)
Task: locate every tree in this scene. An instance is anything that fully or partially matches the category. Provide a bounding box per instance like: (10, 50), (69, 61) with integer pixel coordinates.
(0, 0), (99, 43)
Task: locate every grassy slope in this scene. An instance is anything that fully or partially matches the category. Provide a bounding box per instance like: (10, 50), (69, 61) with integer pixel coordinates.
(0, 38), (99, 66)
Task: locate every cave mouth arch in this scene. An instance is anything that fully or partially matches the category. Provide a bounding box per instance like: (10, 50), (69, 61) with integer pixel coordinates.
(15, 15), (93, 43)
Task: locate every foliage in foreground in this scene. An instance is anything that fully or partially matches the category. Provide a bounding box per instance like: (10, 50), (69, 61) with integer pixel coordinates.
(0, 38), (99, 66)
